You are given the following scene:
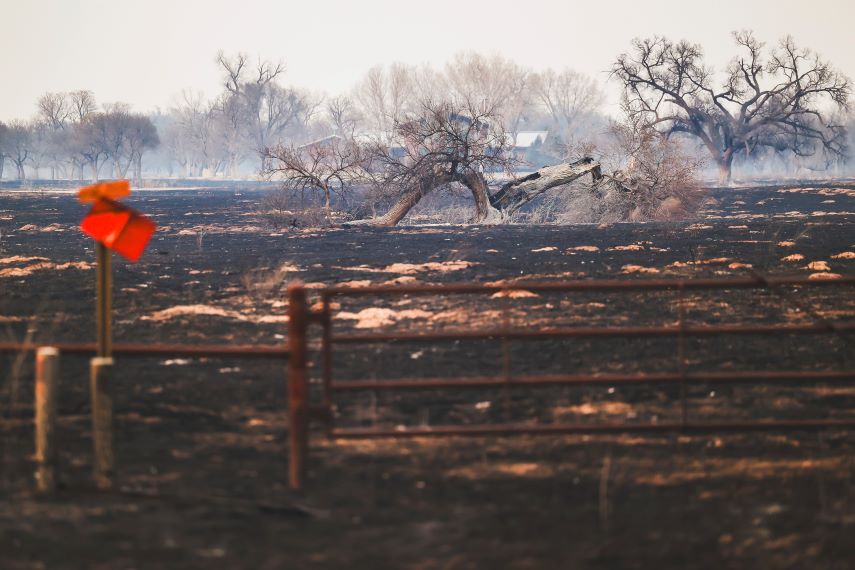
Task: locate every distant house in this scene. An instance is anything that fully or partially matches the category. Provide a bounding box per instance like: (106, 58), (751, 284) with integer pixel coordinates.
(513, 131), (549, 162)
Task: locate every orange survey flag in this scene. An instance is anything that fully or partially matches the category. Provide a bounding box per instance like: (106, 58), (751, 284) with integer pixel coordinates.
(80, 199), (156, 262)
(78, 180), (131, 203)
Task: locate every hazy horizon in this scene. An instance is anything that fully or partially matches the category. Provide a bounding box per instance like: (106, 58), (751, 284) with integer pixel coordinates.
(1, 0), (853, 122)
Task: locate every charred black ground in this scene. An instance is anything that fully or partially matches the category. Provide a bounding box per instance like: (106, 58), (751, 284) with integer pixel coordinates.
(1, 182), (854, 569)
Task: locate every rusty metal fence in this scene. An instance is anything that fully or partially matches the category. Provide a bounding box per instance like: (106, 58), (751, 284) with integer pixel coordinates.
(289, 274), (855, 485)
(4, 275), (855, 491)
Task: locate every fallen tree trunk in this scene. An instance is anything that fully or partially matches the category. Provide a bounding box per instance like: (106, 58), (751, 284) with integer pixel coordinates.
(353, 158), (606, 227)
(490, 158), (602, 216)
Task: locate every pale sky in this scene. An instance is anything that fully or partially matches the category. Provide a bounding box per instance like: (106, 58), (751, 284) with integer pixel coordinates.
(1, 0), (853, 121)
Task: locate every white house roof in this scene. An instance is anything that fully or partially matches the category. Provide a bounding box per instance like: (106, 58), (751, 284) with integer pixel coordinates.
(514, 131), (549, 148)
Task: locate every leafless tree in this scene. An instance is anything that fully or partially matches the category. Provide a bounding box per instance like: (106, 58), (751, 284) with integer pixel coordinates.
(613, 31), (851, 184)
(532, 69), (605, 145)
(443, 52), (531, 134)
(325, 95), (363, 137)
(212, 92), (248, 176)
(124, 114), (160, 183)
(352, 64), (421, 135)
(356, 97), (613, 226)
(68, 114), (109, 181)
(262, 136), (365, 219)
(169, 91), (221, 176)
(6, 121), (34, 180)
(217, 52), (316, 167)
(69, 90), (97, 123)
(0, 121), (9, 179)
(37, 92), (72, 130)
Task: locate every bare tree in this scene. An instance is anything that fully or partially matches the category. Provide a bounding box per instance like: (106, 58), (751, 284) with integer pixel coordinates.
(37, 92), (72, 130)
(263, 136), (365, 219)
(613, 32), (851, 184)
(6, 121), (34, 180)
(212, 91), (248, 176)
(325, 95), (363, 137)
(217, 51), (316, 168)
(124, 114), (160, 183)
(169, 91), (221, 176)
(356, 97), (614, 226)
(69, 90), (97, 123)
(531, 69), (605, 145)
(352, 64), (421, 135)
(443, 52), (531, 134)
(0, 121), (9, 179)
(68, 114), (110, 181)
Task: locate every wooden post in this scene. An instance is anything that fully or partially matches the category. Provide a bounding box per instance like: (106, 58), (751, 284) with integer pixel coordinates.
(90, 356), (114, 489)
(287, 284), (309, 490)
(95, 242), (112, 357)
(34, 347), (59, 493)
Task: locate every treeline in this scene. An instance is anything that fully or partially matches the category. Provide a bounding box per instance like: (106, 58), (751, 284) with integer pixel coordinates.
(0, 52), (609, 182)
(0, 93), (158, 182)
(1, 38), (853, 184)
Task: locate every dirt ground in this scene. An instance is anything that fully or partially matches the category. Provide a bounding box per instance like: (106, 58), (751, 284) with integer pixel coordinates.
(1, 181), (854, 569)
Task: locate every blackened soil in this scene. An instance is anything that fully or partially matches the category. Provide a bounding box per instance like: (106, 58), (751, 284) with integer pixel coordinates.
(1, 182), (854, 569)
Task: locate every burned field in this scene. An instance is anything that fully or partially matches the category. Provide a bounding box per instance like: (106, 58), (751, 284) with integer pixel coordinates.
(2, 183), (855, 569)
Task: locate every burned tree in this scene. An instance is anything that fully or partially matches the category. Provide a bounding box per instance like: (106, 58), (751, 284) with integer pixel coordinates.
(356, 99), (614, 226)
(263, 136), (365, 219)
(613, 32), (851, 184)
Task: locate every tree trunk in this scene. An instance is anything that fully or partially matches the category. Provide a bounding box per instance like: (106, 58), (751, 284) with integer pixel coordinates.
(490, 158), (602, 216)
(0, 158), (5, 180)
(717, 151), (734, 186)
(323, 186), (332, 220)
(460, 170), (501, 223)
(368, 186), (429, 227)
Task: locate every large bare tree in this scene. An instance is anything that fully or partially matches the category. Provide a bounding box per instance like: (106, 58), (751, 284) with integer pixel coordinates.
(613, 32), (851, 184)
(355, 98), (615, 226)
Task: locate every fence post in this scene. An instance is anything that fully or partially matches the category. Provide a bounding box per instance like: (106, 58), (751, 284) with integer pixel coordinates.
(34, 347), (59, 493)
(90, 356), (114, 489)
(288, 284), (309, 490)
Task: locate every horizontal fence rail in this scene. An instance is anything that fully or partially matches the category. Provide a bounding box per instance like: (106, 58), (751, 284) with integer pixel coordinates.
(328, 370), (855, 392)
(329, 323), (855, 344)
(329, 419), (855, 439)
(0, 342), (291, 358)
(321, 275), (855, 297)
